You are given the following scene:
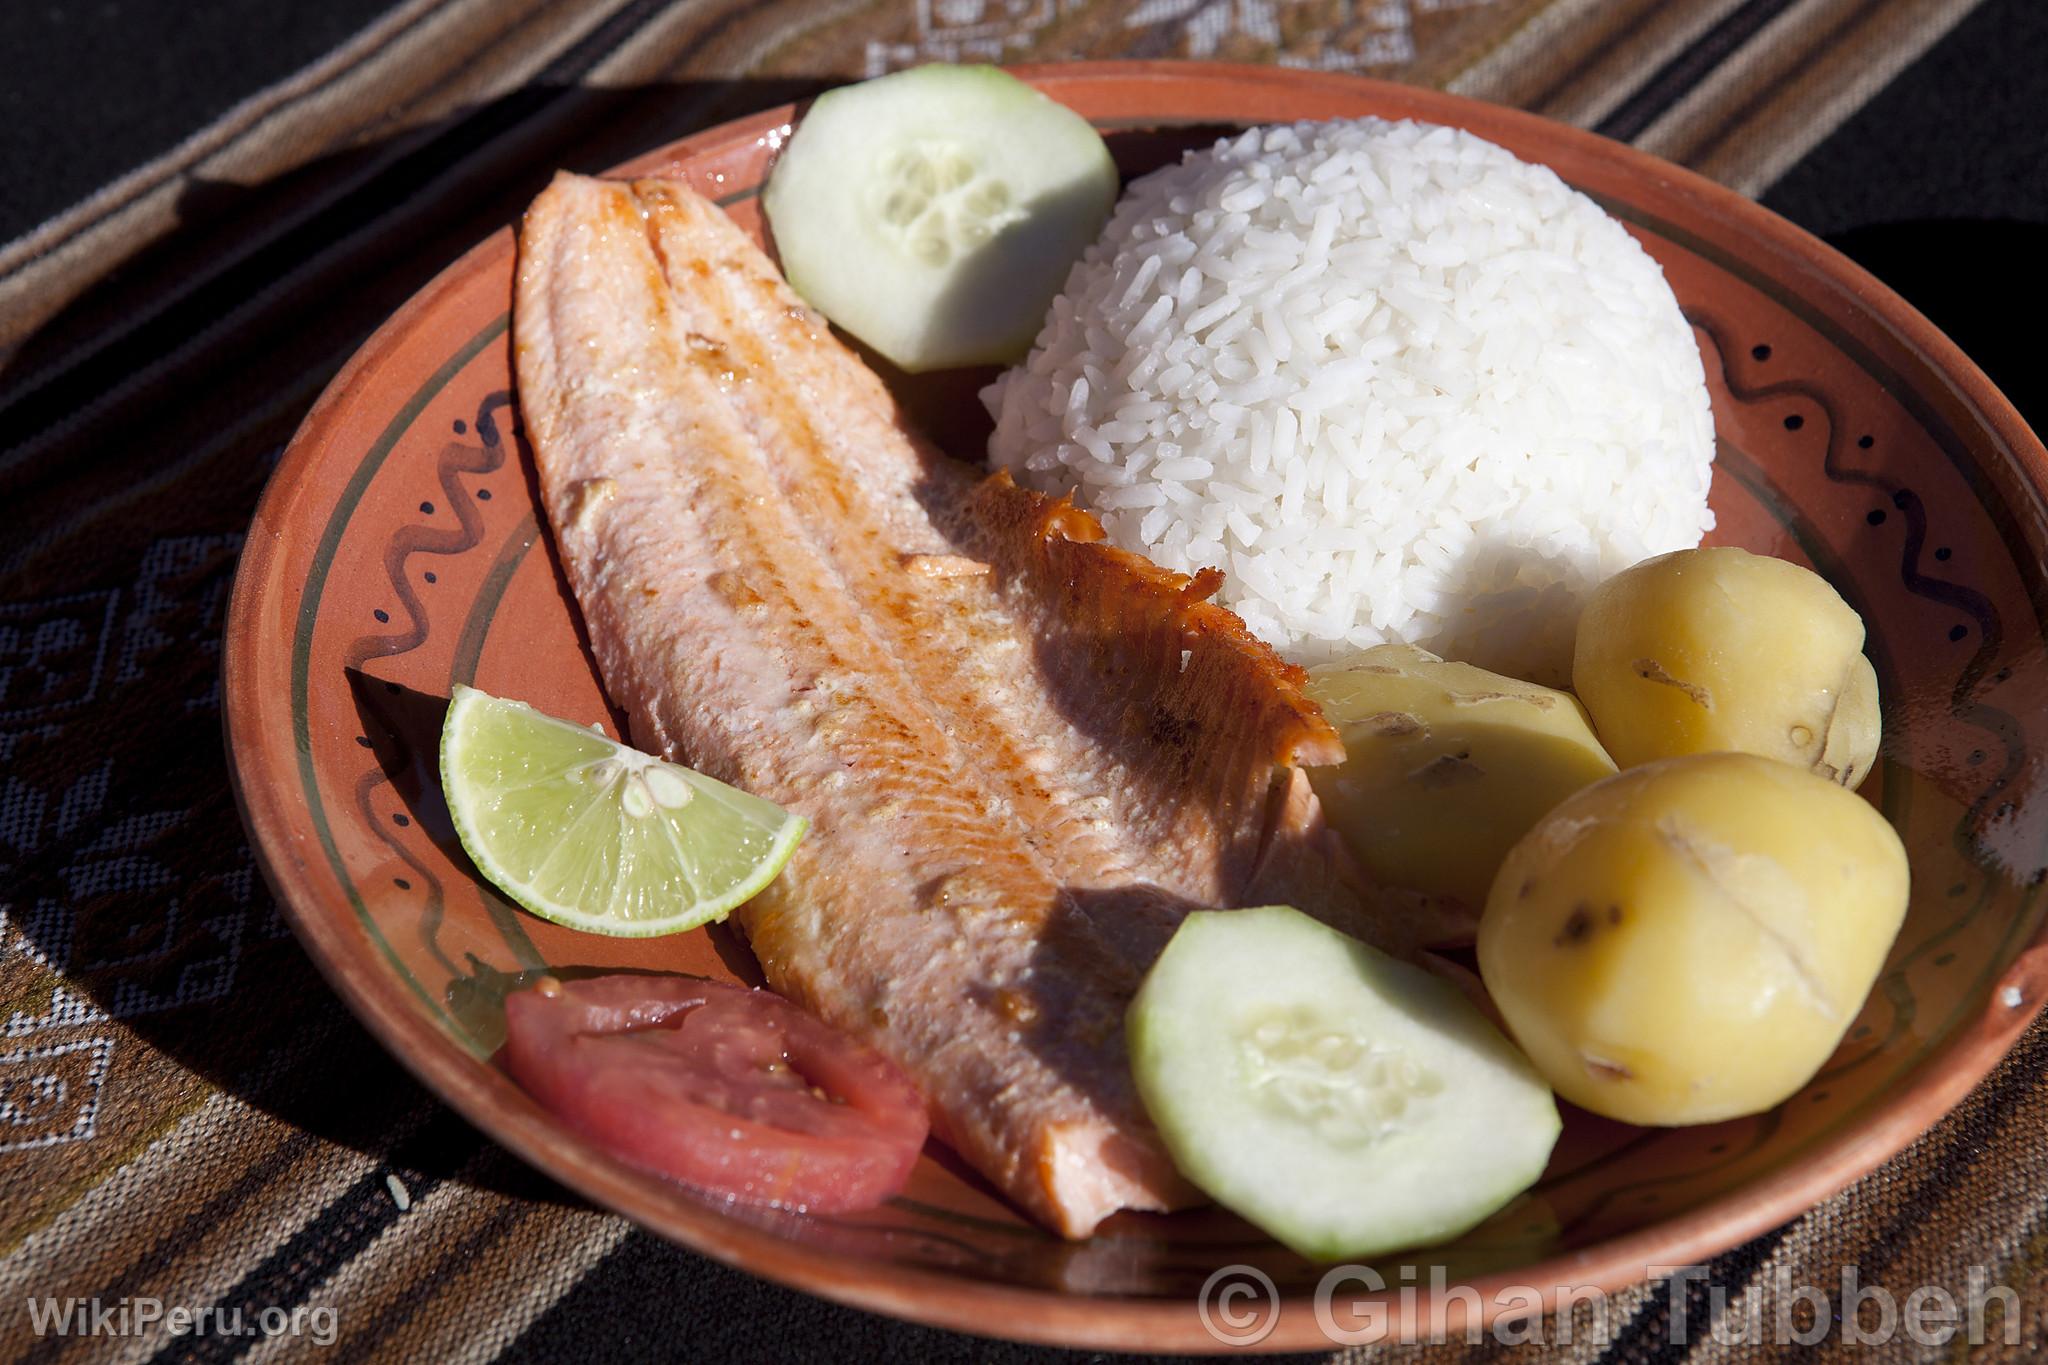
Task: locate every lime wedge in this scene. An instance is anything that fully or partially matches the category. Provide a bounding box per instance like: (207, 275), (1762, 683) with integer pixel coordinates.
(440, 684), (806, 937)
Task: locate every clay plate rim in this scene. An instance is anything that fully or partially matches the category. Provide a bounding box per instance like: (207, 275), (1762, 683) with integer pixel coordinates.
(223, 62), (2048, 1352)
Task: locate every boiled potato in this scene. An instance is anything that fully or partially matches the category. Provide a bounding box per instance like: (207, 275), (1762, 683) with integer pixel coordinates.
(1572, 546), (1881, 786)
(1823, 653), (1881, 789)
(1307, 645), (1618, 911)
(1478, 752), (1909, 1125)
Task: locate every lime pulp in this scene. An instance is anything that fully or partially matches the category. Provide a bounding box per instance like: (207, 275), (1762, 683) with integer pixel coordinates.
(439, 684), (806, 937)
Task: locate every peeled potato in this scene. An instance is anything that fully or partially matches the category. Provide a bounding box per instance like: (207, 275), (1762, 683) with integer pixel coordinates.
(1572, 547), (1880, 786)
(1307, 644), (1618, 911)
(1477, 752), (1909, 1125)
(1823, 653), (1881, 789)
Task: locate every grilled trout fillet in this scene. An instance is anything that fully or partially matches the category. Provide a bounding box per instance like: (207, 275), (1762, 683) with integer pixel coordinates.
(514, 172), (1459, 1237)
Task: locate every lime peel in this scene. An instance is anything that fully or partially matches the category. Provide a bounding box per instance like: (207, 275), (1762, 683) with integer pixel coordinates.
(440, 684), (806, 937)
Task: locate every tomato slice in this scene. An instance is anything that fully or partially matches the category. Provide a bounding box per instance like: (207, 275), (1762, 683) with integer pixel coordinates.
(501, 974), (928, 1212)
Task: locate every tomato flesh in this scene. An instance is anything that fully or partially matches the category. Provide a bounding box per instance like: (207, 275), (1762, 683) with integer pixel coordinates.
(501, 974), (928, 1212)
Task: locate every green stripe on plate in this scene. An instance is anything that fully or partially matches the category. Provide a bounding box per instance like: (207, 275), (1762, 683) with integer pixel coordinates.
(292, 311), (510, 1030)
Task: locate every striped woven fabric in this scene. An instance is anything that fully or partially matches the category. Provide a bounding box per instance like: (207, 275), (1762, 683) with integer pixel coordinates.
(2, 1), (2038, 1360)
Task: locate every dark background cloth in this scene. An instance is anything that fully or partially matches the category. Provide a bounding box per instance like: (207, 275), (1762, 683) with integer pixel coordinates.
(0, 0), (404, 236)
(1759, 0), (2047, 433)
(1, 1), (2044, 1361)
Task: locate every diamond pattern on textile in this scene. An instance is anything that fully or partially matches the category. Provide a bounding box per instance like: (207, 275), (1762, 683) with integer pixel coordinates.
(0, 1037), (114, 1151)
(0, 590), (120, 722)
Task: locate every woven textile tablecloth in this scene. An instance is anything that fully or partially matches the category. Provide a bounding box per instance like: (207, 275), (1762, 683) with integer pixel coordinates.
(2, 1), (2044, 1360)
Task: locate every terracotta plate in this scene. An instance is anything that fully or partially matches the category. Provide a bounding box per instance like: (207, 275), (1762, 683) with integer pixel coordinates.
(224, 63), (2048, 1351)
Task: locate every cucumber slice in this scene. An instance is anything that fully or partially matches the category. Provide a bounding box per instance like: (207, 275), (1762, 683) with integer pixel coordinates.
(1128, 907), (1560, 1262)
(763, 64), (1117, 373)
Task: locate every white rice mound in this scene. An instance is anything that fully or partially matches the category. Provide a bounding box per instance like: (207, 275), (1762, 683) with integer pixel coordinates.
(984, 118), (1715, 683)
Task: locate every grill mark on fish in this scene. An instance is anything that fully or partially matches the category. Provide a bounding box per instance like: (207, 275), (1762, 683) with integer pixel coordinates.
(955, 480), (1347, 906)
(633, 182), (1152, 894)
(639, 188), (1184, 978)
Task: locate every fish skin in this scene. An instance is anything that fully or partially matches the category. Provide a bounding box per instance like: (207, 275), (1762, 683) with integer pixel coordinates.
(513, 172), (1459, 1237)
